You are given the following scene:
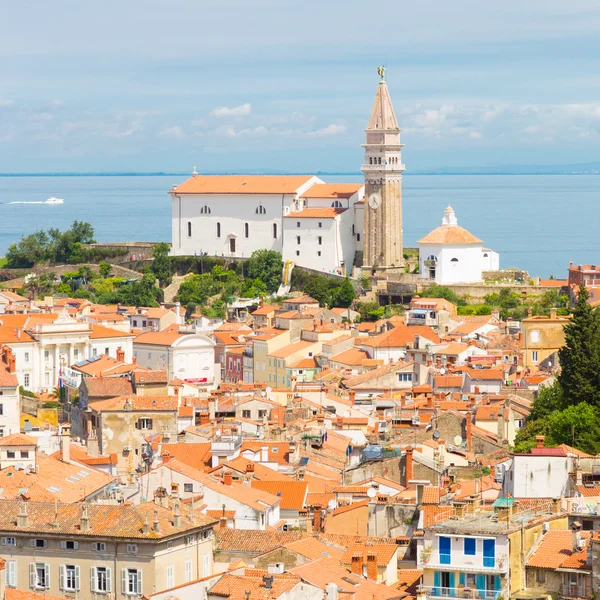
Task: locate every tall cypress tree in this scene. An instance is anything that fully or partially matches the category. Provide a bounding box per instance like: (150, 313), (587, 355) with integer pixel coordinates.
(558, 285), (600, 407)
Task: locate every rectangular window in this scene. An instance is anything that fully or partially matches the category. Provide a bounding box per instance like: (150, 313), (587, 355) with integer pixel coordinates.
(122, 568), (142, 595)
(319, 222), (323, 228)
(317, 251), (321, 256)
(242, 410), (251, 419)
(24, 352), (30, 363)
(105, 347), (109, 355)
(532, 350), (539, 363)
(203, 555), (210, 577)
(138, 418), (153, 430)
(45, 373), (49, 385)
(93, 566), (111, 593)
(24, 373), (30, 387)
(7, 451), (15, 459)
(61, 565), (80, 591)
(1, 537), (16, 546)
(296, 222), (300, 228)
(296, 251), (300, 256)
(356, 233), (360, 242)
(318, 236), (322, 245)
(44, 350), (50, 362)
(296, 236), (301, 244)
(126, 544), (138, 554)
(483, 539), (495, 567)
(184, 483), (193, 493)
(167, 565), (174, 589)
(185, 560), (192, 583)
(439, 536), (451, 565)
(93, 542), (107, 552)
(6, 560), (17, 587)
(74, 348), (79, 359)
(440, 572), (451, 593)
(31, 563), (49, 590)
(21, 451), (29, 459)
(92, 348), (98, 356)
(31, 539), (46, 549)
(464, 538), (476, 555)
(60, 540), (78, 550)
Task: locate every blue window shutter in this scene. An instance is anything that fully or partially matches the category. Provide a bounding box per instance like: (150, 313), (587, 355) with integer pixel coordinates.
(459, 573), (465, 585)
(434, 571), (441, 596)
(476, 574), (486, 593)
(439, 537), (451, 565)
(464, 538), (476, 555)
(483, 539), (495, 567)
(449, 572), (455, 592)
(495, 576), (501, 591)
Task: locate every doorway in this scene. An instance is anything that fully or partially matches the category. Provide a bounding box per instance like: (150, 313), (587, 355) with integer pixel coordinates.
(229, 238), (236, 254)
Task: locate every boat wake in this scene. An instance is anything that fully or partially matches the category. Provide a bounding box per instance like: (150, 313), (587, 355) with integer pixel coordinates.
(6, 197), (64, 205)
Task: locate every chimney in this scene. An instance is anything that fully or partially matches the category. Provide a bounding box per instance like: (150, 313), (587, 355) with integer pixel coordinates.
(223, 471), (233, 486)
(535, 435), (545, 449)
(466, 416), (472, 453)
(246, 462), (255, 474)
(550, 308), (557, 320)
(326, 583), (339, 600)
(161, 451), (172, 464)
(366, 552), (378, 581)
(142, 516), (150, 534)
(61, 424), (71, 464)
(453, 501), (465, 519)
(17, 502), (28, 527)
(552, 497), (562, 515)
(572, 521), (582, 552)
(80, 504), (91, 532)
(153, 509), (160, 534)
(405, 447), (414, 487)
(116, 347), (125, 362)
(170, 483), (179, 499)
(348, 390), (356, 405)
(173, 501), (182, 528)
(350, 554), (363, 576)
(496, 505), (512, 523)
(313, 505), (323, 532)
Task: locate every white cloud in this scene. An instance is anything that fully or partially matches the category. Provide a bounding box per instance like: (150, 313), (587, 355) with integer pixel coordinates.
(159, 126), (186, 139)
(211, 103), (252, 117)
(308, 124), (347, 137)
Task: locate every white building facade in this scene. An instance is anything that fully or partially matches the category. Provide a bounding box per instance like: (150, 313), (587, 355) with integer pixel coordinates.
(418, 206), (500, 284)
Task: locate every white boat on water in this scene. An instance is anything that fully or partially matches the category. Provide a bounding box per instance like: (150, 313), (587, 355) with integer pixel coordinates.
(46, 197), (64, 204)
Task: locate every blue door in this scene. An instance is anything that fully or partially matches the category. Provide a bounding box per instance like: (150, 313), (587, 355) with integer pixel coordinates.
(483, 539), (495, 567)
(434, 571), (441, 596)
(476, 574), (486, 597)
(440, 536), (451, 565)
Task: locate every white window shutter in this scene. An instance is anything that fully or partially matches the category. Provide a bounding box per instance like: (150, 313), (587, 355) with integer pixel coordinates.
(44, 564), (50, 589)
(10, 560), (17, 588)
(30, 539), (36, 548)
(137, 569), (143, 595)
(29, 563), (35, 589)
(90, 567), (96, 593)
(60, 541), (66, 550)
(59, 565), (65, 591)
(1, 537), (6, 546)
(106, 567), (112, 593)
(75, 565), (80, 591)
(74, 541), (79, 550)
(121, 569), (127, 594)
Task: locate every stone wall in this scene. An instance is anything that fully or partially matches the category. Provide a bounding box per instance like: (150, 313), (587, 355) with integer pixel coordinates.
(345, 457), (402, 484)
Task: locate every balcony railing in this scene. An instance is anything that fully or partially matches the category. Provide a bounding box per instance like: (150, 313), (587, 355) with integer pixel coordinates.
(561, 585), (593, 598)
(420, 586), (505, 600)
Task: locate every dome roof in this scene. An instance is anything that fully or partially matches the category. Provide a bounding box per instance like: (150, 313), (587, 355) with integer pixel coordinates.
(418, 206), (483, 245)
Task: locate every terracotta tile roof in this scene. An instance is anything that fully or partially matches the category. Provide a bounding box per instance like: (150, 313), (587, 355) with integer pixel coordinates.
(283, 537), (344, 560)
(306, 492), (335, 507)
(135, 369), (168, 384)
(421, 486), (440, 505)
(0, 433), (37, 447)
(289, 357), (319, 369)
(83, 377), (133, 398)
(0, 326), (35, 344)
(268, 340), (316, 359)
(6, 589), (65, 600)
(418, 224), (482, 245)
(341, 542), (398, 566)
(134, 330), (186, 346)
(161, 443), (212, 470)
(329, 347), (369, 366)
(240, 441), (290, 465)
(576, 485), (600, 497)
(89, 325), (135, 339)
(539, 279), (567, 287)
(434, 375), (463, 388)
(300, 184), (363, 199)
(332, 485), (369, 494)
(0, 499), (216, 538)
(360, 325), (440, 348)
(220, 457), (290, 482)
(527, 530), (591, 570)
(343, 363), (411, 388)
(422, 504), (453, 527)
(251, 480), (307, 510)
(170, 175), (315, 195)
(74, 355), (134, 377)
(282, 296), (319, 305)
(251, 305), (281, 316)
(286, 208), (347, 219)
(215, 528), (308, 554)
(207, 509), (236, 519)
(209, 571), (300, 600)
(396, 569), (423, 595)
(332, 498), (369, 515)
(90, 394), (178, 412)
(462, 368), (504, 381)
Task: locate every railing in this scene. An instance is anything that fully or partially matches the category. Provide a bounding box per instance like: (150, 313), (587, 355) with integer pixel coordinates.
(420, 586), (505, 600)
(561, 585), (593, 598)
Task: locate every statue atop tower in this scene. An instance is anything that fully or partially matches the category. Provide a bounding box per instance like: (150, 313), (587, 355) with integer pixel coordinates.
(361, 68), (405, 270)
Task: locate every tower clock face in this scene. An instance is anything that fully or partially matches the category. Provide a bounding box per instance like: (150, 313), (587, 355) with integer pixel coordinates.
(368, 192), (382, 209)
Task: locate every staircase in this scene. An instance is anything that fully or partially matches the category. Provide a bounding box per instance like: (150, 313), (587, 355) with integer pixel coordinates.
(163, 275), (188, 303)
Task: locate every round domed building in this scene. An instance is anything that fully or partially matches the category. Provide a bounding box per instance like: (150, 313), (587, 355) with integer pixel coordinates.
(418, 206), (499, 284)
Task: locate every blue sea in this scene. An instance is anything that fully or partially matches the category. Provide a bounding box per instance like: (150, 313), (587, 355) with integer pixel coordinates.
(0, 174), (596, 278)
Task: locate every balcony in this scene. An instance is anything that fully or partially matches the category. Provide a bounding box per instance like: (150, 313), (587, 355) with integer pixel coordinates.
(561, 585), (593, 599)
(420, 586), (505, 600)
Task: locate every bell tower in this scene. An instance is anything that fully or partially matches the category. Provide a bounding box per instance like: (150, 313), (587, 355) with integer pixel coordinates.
(361, 67), (404, 269)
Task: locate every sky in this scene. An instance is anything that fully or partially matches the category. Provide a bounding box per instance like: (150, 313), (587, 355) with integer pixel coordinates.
(2, 1), (600, 173)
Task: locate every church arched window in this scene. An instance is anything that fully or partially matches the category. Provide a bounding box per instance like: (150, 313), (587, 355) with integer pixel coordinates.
(216, 223), (221, 238)
(331, 200), (343, 208)
(451, 258), (459, 263)
(256, 205), (266, 215)
(369, 157), (373, 164)
(200, 205), (211, 215)
(273, 223), (278, 239)
(483, 253), (489, 257)
(378, 157), (382, 164)
(187, 222), (192, 237)
(245, 223), (249, 238)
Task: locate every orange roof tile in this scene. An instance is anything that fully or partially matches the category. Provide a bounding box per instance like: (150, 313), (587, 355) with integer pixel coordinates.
(360, 325), (440, 348)
(300, 183), (363, 199)
(527, 530), (591, 570)
(215, 528), (308, 553)
(90, 395), (178, 412)
(0, 433), (37, 447)
(286, 208), (347, 219)
(171, 175), (314, 195)
(418, 224), (482, 245)
(251, 480), (308, 510)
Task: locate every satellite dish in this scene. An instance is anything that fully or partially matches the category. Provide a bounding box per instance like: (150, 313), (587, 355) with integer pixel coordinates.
(367, 487), (377, 498)
(454, 435), (463, 446)
(433, 430), (441, 440)
(440, 368), (446, 375)
(327, 499), (337, 511)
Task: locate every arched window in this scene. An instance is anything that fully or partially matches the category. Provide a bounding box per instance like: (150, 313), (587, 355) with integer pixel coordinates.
(187, 222), (192, 237)
(200, 205), (211, 215)
(369, 157), (373, 164)
(331, 200), (343, 208)
(483, 253), (489, 257)
(273, 223), (277, 239)
(256, 205), (266, 215)
(245, 223), (249, 238)
(378, 157), (382, 164)
(216, 223), (221, 238)
(451, 258), (459, 263)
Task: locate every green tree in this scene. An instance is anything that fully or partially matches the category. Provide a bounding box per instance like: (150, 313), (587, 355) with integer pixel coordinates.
(528, 381), (564, 421)
(150, 242), (172, 286)
(99, 261), (112, 279)
(419, 284), (461, 305)
(330, 278), (356, 308)
(176, 273), (220, 306)
(302, 276), (331, 307)
(546, 403), (600, 455)
(558, 285), (600, 407)
(247, 250), (283, 294)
